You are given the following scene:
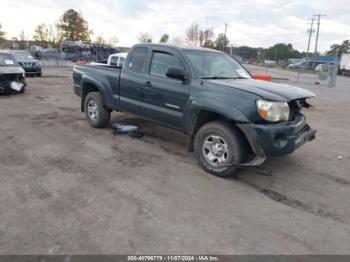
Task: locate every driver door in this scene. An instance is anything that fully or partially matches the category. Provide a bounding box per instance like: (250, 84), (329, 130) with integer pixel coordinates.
(141, 49), (190, 130)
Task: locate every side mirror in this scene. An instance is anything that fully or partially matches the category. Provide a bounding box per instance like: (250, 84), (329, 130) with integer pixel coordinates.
(165, 67), (188, 81)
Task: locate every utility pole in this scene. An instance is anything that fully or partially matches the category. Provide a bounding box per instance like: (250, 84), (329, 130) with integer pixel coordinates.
(313, 14), (326, 55)
(223, 23), (228, 52)
(306, 17), (315, 58)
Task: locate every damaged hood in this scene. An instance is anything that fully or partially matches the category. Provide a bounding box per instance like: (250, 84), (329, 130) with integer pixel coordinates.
(207, 79), (315, 102)
(0, 66), (25, 75)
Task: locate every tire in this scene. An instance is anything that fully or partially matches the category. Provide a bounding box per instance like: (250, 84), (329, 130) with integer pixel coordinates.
(37, 73), (42, 77)
(84, 92), (111, 128)
(194, 120), (247, 177)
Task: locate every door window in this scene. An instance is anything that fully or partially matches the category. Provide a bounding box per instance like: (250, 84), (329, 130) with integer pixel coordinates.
(150, 52), (182, 77)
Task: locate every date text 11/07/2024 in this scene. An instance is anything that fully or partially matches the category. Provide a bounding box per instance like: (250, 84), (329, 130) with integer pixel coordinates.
(127, 255), (220, 261)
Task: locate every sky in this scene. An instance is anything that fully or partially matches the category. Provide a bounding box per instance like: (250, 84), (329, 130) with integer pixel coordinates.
(1, 0), (350, 52)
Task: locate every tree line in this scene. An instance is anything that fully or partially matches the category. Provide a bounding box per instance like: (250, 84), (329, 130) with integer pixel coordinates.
(138, 21), (349, 60)
(0, 15), (349, 59)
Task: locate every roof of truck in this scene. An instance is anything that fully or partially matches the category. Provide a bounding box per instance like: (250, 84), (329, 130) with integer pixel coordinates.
(133, 43), (222, 53)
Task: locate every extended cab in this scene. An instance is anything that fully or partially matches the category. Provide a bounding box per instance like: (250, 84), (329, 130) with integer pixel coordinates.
(73, 44), (316, 177)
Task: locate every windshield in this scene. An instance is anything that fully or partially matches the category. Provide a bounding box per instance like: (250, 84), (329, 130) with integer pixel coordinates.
(12, 52), (34, 60)
(0, 53), (17, 66)
(183, 50), (251, 79)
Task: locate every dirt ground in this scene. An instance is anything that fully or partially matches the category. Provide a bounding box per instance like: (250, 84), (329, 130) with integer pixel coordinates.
(0, 66), (350, 254)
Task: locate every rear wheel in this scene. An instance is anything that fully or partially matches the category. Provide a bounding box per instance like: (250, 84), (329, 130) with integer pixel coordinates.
(84, 92), (111, 128)
(194, 120), (247, 177)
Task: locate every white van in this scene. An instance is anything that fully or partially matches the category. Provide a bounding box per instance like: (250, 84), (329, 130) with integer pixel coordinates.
(90, 53), (127, 67)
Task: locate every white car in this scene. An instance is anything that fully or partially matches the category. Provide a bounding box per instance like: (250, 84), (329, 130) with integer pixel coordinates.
(315, 64), (326, 71)
(287, 62), (305, 69)
(90, 52), (127, 67)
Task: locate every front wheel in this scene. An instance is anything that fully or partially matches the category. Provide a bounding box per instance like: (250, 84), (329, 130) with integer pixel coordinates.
(194, 121), (247, 177)
(84, 92), (111, 128)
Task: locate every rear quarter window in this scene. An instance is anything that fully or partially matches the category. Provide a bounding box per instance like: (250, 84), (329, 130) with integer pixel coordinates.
(127, 47), (148, 73)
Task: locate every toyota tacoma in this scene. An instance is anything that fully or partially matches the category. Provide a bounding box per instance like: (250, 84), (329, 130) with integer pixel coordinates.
(73, 44), (316, 177)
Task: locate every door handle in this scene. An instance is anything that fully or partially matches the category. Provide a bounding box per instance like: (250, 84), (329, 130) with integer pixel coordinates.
(145, 81), (152, 87)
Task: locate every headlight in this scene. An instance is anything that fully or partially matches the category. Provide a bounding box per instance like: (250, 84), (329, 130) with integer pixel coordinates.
(256, 100), (290, 122)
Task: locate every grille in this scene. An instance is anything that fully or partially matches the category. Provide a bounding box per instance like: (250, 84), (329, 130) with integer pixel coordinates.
(20, 62), (34, 67)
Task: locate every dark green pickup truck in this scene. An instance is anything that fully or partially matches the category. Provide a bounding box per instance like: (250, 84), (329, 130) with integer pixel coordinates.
(73, 44), (316, 177)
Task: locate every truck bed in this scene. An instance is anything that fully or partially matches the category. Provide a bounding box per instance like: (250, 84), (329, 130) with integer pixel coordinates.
(73, 64), (122, 97)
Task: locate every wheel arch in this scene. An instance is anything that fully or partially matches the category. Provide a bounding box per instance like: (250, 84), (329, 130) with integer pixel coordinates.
(81, 81), (99, 112)
(186, 109), (253, 157)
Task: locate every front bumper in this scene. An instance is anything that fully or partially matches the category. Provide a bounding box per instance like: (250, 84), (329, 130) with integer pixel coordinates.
(23, 67), (41, 74)
(0, 81), (27, 94)
(20, 64), (42, 74)
(238, 115), (316, 160)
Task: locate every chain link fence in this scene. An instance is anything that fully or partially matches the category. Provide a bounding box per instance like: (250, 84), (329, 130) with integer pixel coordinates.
(245, 62), (339, 87)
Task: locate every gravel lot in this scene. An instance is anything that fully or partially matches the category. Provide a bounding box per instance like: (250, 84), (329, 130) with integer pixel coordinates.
(1, 66), (350, 254)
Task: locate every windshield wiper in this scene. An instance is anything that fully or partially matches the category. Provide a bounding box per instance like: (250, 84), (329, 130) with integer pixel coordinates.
(201, 76), (248, 80)
(231, 76), (249, 79)
(200, 76), (234, 79)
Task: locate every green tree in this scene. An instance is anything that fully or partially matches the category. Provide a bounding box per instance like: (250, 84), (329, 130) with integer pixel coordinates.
(263, 43), (303, 61)
(327, 40), (350, 56)
(231, 46), (258, 59)
(159, 34), (169, 43)
(0, 23), (5, 41)
(215, 33), (229, 51)
(57, 9), (92, 41)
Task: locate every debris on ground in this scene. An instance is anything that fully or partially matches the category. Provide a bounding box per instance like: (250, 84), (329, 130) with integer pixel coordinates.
(111, 123), (144, 138)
